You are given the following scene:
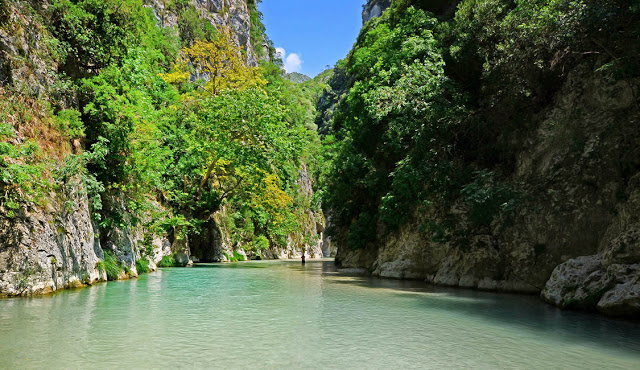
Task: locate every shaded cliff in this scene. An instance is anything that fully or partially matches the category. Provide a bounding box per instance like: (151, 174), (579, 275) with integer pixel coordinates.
(328, 0), (640, 318)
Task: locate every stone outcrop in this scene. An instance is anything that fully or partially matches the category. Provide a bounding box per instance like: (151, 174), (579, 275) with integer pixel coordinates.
(362, 0), (391, 25)
(0, 1), (60, 96)
(542, 255), (640, 318)
(0, 181), (104, 296)
(0, 179), (176, 296)
(362, 0), (460, 25)
(146, 0), (260, 66)
(541, 255), (613, 310)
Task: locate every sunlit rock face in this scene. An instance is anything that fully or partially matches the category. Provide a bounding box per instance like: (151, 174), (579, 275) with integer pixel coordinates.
(362, 1), (462, 25)
(0, 183), (105, 297)
(362, 0), (391, 25)
(146, 0), (258, 66)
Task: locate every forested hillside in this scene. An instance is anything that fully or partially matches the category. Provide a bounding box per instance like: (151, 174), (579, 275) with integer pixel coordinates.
(322, 0), (640, 317)
(0, 0), (325, 295)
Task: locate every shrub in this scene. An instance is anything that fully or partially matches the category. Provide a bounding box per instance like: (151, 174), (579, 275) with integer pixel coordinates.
(157, 255), (177, 268)
(54, 109), (84, 140)
(254, 235), (270, 251)
(223, 252), (235, 262)
(461, 170), (524, 227)
(0, 117), (51, 218)
(232, 250), (246, 262)
(135, 258), (151, 274)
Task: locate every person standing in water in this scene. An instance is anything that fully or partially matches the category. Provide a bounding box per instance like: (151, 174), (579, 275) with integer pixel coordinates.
(301, 251), (306, 264)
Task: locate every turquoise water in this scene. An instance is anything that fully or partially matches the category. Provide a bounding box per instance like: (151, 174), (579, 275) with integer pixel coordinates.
(1, 259), (639, 369)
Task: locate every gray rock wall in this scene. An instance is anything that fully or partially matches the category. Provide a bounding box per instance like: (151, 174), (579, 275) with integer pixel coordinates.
(146, 0), (259, 66)
(362, 0), (391, 25)
(279, 162), (325, 259)
(0, 180), (104, 296)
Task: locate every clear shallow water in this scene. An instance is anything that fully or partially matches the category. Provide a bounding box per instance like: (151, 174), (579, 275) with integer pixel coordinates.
(1, 260), (639, 369)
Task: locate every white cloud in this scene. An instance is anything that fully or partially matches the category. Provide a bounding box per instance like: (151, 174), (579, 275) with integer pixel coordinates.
(285, 53), (303, 73)
(275, 47), (303, 73)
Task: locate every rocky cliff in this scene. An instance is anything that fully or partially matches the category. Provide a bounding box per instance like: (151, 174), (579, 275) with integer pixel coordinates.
(362, 0), (391, 24)
(337, 68), (640, 310)
(146, 0), (262, 66)
(333, 0), (640, 318)
(362, 0), (460, 24)
(0, 180), (103, 296)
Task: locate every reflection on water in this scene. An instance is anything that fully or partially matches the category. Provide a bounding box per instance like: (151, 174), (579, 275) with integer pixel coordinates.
(1, 259), (639, 369)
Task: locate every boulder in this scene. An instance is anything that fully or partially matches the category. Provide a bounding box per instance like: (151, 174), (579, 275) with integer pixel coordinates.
(603, 224), (640, 266)
(597, 276), (640, 318)
(542, 255), (640, 317)
(541, 255), (613, 310)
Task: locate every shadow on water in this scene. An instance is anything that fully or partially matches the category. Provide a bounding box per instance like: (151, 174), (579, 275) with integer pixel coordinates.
(322, 262), (640, 355)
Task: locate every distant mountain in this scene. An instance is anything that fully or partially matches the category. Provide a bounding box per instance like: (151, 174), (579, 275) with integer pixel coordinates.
(284, 72), (311, 84)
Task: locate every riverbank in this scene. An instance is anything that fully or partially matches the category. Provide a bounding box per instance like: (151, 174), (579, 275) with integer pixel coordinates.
(0, 256), (327, 298)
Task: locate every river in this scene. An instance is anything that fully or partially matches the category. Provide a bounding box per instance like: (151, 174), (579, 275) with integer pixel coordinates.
(0, 259), (639, 369)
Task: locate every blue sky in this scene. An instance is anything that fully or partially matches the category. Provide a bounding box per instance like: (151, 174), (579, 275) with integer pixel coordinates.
(259, 0), (367, 77)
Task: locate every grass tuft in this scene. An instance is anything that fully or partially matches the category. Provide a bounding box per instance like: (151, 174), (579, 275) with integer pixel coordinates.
(157, 255), (177, 268)
(101, 251), (122, 281)
(136, 258), (151, 274)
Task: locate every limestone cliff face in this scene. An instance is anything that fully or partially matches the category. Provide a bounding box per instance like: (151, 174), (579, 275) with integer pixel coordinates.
(0, 181), (174, 296)
(362, 0), (391, 25)
(146, 0), (260, 66)
(335, 65), (640, 318)
(278, 162), (325, 259)
(0, 180), (104, 296)
(362, 0), (460, 25)
(0, 2), (58, 96)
